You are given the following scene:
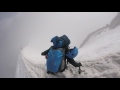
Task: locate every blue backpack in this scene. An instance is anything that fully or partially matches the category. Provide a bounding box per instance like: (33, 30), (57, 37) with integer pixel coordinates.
(51, 36), (64, 48)
(51, 35), (71, 48)
(47, 35), (70, 74)
(47, 47), (66, 74)
(66, 47), (78, 59)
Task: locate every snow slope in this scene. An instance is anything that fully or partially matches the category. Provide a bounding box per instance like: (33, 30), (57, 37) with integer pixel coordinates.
(16, 26), (120, 78)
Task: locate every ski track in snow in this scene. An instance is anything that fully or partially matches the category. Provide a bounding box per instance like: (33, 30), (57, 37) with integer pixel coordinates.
(16, 26), (120, 78)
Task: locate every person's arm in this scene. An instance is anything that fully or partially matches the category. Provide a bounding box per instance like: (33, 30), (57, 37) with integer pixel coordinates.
(41, 47), (51, 56)
(66, 56), (82, 67)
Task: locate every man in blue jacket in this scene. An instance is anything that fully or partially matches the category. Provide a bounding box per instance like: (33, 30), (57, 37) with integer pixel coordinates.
(41, 35), (82, 74)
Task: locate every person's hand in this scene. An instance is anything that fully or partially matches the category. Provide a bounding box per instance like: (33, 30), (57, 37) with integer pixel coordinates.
(78, 62), (82, 67)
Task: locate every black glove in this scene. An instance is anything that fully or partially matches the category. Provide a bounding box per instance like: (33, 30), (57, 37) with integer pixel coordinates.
(78, 62), (82, 67)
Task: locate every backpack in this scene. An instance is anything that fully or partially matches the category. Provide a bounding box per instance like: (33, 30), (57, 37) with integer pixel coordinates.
(66, 46), (78, 59)
(60, 35), (71, 47)
(46, 46), (66, 74)
(51, 35), (70, 48)
(46, 35), (70, 75)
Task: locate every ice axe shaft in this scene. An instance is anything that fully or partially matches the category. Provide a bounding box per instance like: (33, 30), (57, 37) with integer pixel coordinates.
(78, 67), (81, 74)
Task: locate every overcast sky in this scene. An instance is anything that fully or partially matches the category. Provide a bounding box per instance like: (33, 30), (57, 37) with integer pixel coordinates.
(0, 12), (118, 78)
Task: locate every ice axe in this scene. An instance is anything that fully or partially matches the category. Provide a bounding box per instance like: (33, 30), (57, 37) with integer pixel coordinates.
(78, 63), (83, 74)
(78, 67), (81, 74)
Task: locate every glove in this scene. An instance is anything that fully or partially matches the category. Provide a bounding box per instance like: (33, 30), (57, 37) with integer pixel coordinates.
(78, 62), (82, 67)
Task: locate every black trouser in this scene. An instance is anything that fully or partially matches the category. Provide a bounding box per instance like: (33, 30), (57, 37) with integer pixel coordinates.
(66, 56), (80, 67)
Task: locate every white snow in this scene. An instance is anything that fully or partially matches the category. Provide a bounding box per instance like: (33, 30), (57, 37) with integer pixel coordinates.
(16, 25), (120, 78)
